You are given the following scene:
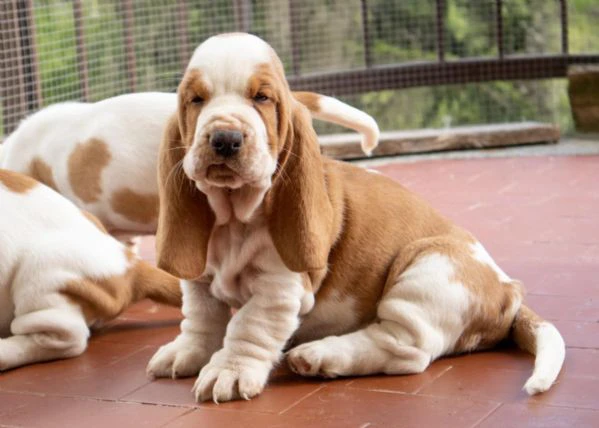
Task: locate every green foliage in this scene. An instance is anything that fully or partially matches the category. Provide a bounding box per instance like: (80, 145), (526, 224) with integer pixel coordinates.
(6, 0), (599, 138)
(34, 1), (80, 102)
(327, 0), (599, 135)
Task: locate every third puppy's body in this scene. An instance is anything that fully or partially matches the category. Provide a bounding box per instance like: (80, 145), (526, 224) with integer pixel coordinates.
(147, 33), (565, 403)
(0, 93), (175, 239)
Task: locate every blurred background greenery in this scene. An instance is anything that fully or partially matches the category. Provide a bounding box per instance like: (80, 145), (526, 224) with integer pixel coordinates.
(2, 0), (598, 137)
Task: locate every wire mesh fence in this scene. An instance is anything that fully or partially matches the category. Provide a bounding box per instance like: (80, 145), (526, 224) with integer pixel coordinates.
(1, 0), (599, 139)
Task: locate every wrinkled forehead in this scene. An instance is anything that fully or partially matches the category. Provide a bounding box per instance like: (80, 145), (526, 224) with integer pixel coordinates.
(186, 33), (278, 94)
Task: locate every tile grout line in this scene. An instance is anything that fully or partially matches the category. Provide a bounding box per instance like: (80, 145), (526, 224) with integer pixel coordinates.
(412, 365), (454, 395)
(277, 384), (328, 415)
(469, 402), (504, 428)
(0, 387), (193, 410)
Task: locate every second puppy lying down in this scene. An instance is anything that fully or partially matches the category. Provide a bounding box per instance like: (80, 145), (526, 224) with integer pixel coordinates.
(0, 169), (182, 370)
(0, 91), (378, 245)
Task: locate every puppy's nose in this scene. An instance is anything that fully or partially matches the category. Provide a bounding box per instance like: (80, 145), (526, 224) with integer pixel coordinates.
(210, 130), (243, 158)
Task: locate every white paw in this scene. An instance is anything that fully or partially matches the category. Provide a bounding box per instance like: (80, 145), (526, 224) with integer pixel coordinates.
(192, 349), (271, 403)
(524, 375), (554, 395)
(146, 336), (212, 379)
(287, 339), (348, 378)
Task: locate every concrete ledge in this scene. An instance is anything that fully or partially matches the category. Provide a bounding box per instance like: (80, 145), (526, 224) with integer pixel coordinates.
(319, 122), (560, 160)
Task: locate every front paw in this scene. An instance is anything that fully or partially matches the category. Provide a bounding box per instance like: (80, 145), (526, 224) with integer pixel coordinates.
(193, 350), (271, 403)
(146, 336), (212, 379)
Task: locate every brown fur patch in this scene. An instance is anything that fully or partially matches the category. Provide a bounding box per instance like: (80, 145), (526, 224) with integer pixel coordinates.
(511, 304), (543, 354)
(110, 188), (159, 225)
(0, 169), (38, 193)
(29, 157), (58, 191)
(68, 138), (112, 203)
(155, 114), (216, 279)
(264, 102), (335, 273)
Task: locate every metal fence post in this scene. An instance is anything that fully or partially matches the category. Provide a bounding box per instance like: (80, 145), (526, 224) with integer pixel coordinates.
(17, 0), (42, 112)
(233, 0), (252, 33)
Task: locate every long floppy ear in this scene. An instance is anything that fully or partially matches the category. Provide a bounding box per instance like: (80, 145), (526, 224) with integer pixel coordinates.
(264, 101), (335, 273)
(155, 114), (215, 279)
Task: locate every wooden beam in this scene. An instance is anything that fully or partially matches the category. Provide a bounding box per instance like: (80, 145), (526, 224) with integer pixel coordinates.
(288, 54), (599, 95)
(319, 122), (560, 160)
(17, 0), (42, 111)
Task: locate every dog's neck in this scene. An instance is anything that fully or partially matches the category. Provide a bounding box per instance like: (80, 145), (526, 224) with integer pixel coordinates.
(197, 181), (270, 225)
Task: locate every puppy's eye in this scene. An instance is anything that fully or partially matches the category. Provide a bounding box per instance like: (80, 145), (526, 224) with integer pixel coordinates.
(191, 96), (204, 105)
(253, 93), (269, 103)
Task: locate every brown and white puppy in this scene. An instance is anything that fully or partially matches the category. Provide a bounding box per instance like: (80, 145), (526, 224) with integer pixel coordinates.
(147, 33), (565, 402)
(0, 169), (182, 370)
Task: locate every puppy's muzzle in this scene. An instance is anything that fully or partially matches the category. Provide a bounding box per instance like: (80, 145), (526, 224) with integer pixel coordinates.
(210, 129), (244, 158)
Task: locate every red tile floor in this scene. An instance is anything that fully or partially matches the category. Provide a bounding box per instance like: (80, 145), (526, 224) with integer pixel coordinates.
(1, 154), (598, 427)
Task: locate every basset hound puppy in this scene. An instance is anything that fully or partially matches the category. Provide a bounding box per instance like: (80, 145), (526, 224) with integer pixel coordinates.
(0, 91), (378, 247)
(0, 169), (182, 370)
(147, 33), (565, 403)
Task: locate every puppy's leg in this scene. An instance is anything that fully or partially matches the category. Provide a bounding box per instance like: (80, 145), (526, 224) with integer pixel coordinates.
(287, 322), (431, 378)
(288, 242), (474, 378)
(147, 279), (230, 379)
(193, 275), (305, 403)
(0, 308), (89, 370)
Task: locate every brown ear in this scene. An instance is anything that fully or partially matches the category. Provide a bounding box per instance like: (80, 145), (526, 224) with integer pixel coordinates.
(155, 114), (215, 279)
(265, 101), (334, 273)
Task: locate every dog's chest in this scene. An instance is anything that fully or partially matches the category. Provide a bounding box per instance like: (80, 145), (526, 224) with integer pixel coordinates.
(205, 221), (273, 307)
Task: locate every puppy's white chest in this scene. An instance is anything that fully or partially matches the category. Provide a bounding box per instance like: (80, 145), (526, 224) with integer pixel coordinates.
(206, 222), (270, 307)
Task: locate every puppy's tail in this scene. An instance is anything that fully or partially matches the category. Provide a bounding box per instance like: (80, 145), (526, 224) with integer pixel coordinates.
(511, 304), (565, 395)
(131, 260), (183, 307)
(294, 91), (380, 156)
